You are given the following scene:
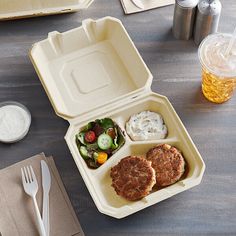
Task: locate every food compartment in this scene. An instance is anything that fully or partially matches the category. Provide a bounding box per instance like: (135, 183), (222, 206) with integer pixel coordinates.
(67, 118), (128, 175)
(75, 118), (126, 169)
(111, 93), (178, 141)
(30, 17), (152, 118)
(88, 138), (203, 218)
(65, 93), (205, 218)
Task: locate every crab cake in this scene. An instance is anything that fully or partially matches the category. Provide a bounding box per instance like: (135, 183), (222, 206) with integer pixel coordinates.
(110, 156), (156, 201)
(146, 144), (185, 187)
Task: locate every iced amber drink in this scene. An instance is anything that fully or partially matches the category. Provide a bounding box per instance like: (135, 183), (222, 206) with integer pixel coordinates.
(198, 33), (236, 103)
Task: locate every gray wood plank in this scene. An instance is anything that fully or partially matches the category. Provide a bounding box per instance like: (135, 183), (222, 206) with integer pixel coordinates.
(0, 0), (236, 235)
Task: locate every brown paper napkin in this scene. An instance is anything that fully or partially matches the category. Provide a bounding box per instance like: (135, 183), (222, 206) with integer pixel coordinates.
(120, 0), (174, 14)
(0, 153), (84, 236)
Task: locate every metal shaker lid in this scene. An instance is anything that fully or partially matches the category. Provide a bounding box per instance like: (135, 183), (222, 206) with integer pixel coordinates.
(177, 0), (199, 8)
(198, 0), (222, 15)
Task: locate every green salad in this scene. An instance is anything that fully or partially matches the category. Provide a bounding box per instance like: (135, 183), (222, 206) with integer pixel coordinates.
(76, 118), (125, 169)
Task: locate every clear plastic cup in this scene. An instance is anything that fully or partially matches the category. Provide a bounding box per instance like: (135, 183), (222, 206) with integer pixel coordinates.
(198, 33), (236, 103)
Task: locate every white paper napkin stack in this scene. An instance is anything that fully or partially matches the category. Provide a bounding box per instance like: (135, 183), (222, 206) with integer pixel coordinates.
(120, 0), (175, 14)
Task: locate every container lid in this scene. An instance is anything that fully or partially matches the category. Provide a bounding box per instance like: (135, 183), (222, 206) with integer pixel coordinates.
(198, 0), (222, 15)
(0, 0), (94, 20)
(177, 0), (199, 8)
(30, 17), (153, 119)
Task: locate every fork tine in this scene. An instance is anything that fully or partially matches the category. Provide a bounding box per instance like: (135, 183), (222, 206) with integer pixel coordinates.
(23, 166), (29, 183)
(27, 166), (32, 183)
(21, 168), (26, 184)
(30, 165), (36, 182)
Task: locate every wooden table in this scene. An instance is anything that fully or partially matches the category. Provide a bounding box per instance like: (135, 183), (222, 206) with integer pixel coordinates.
(0, 1), (236, 235)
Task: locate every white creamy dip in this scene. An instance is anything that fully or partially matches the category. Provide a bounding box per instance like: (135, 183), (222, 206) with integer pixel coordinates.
(126, 111), (167, 141)
(0, 103), (31, 143)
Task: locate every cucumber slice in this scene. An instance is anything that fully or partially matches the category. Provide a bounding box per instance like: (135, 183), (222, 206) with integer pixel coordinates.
(97, 134), (112, 150)
(77, 132), (86, 145)
(80, 146), (88, 159)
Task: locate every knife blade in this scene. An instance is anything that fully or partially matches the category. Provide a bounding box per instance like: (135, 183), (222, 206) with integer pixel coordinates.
(41, 160), (51, 236)
(131, 0), (144, 9)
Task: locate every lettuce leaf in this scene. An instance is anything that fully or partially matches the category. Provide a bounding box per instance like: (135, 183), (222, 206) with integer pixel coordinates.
(100, 118), (114, 130)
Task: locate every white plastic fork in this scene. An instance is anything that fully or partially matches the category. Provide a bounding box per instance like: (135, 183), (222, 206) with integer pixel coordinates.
(21, 166), (46, 236)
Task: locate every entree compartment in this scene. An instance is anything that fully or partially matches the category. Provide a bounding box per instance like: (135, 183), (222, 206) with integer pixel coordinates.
(29, 17), (205, 219)
(95, 141), (189, 208)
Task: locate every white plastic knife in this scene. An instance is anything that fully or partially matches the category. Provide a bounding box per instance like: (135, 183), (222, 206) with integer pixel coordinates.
(131, 0), (144, 9)
(41, 160), (51, 236)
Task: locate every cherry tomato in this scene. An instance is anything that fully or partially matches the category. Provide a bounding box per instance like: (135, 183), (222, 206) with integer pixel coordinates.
(84, 131), (96, 143)
(97, 152), (108, 164)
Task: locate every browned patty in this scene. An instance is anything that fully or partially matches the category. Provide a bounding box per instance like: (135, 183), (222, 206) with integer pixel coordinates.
(146, 144), (185, 187)
(110, 156), (156, 201)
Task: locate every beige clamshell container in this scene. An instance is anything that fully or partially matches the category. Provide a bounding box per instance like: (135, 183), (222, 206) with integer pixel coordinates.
(30, 16), (205, 219)
(0, 0), (93, 20)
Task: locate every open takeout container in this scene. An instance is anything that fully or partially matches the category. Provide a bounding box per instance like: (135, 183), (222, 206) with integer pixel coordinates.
(0, 0), (93, 20)
(29, 16), (205, 219)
